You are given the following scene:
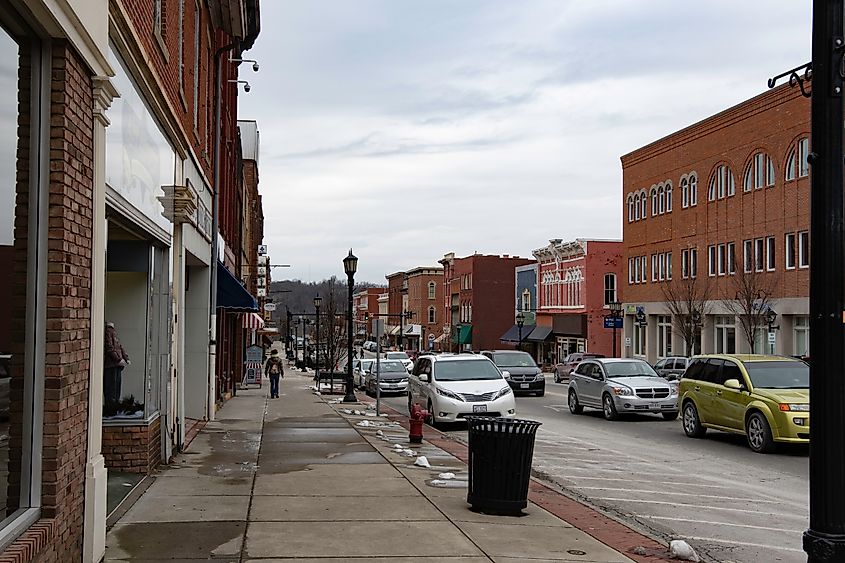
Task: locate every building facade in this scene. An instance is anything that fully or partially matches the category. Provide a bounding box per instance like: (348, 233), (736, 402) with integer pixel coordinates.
(354, 287), (384, 342)
(531, 239), (623, 364)
(621, 85), (810, 364)
(404, 266), (444, 351)
(439, 254), (534, 353)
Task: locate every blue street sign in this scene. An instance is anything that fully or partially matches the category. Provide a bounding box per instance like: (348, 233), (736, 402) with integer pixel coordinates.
(603, 316), (623, 329)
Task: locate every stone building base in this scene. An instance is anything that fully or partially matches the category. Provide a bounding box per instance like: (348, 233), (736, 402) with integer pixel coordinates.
(102, 416), (162, 475)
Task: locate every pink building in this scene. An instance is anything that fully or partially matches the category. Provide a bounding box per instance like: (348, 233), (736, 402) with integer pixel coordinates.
(533, 239), (623, 362)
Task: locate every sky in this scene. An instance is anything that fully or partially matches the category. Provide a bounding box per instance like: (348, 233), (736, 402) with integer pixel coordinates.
(243, 1), (811, 284)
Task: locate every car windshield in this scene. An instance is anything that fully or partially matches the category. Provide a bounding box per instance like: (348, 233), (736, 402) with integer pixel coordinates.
(435, 360), (503, 381)
(386, 352), (409, 360)
(492, 352), (536, 367)
(744, 361), (809, 389)
(360, 360), (373, 369)
(604, 361), (658, 378)
(375, 361), (406, 373)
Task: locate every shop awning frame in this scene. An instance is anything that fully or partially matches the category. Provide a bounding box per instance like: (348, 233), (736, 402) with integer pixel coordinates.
(525, 325), (554, 342)
(499, 324), (535, 343)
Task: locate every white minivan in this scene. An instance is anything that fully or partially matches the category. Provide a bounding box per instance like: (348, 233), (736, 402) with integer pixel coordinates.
(407, 354), (516, 426)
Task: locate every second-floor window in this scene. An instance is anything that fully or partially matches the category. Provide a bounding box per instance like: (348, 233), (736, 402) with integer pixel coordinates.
(708, 164), (735, 200)
(428, 306), (436, 324)
(428, 281), (435, 299)
(604, 273), (616, 305)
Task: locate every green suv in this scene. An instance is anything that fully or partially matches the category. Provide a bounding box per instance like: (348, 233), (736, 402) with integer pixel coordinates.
(679, 355), (809, 453)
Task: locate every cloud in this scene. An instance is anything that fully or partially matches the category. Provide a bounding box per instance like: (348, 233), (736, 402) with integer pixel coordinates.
(243, 0), (811, 283)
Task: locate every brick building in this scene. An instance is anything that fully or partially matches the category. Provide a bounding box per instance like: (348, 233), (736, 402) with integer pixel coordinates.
(621, 84), (810, 364)
(529, 239), (623, 364)
(403, 266), (444, 351)
(354, 287), (384, 341)
(0, 1), (261, 560)
(438, 253), (534, 352)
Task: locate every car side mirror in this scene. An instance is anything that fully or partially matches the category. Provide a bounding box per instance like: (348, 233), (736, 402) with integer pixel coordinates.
(723, 378), (742, 390)
(418, 373), (429, 383)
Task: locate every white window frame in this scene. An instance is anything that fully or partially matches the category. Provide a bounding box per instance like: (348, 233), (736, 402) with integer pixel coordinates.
(754, 238), (765, 272)
(652, 254), (658, 282)
(743, 239), (753, 273)
(603, 273), (617, 305)
(657, 315), (673, 358)
(714, 315), (737, 354)
(640, 191), (647, 219)
(428, 281), (436, 299)
(641, 256), (648, 284)
(627, 195), (634, 222)
(633, 323), (646, 357)
(658, 185), (665, 214)
(681, 177), (689, 208)
(794, 316), (810, 356)
(689, 174), (698, 206)
(651, 187), (658, 216)
(785, 232), (796, 270)
(681, 249), (689, 279)
(786, 148), (796, 181)
(798, 137), (810, 177)
(690, 248), (697, 278)
(708, 245), (716, 277)
(428, 306), (436, 324)
(717, 244), (726, 276)
(628, 258), (634, 284)
(727, 242), (736, 274)
(766, 236), (776, 271)
(665, 183), (672, 212)
(799, 231), (810, 268)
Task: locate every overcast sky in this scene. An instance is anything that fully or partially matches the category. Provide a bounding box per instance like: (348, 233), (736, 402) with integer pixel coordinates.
(243, 1), (811, 284)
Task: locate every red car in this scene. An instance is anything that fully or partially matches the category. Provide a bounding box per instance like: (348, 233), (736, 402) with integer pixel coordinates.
(553, 353), (605, 383)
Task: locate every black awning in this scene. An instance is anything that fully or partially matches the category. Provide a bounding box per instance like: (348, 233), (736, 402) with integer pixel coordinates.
(216, 261), (258, 312)
(525, 325), (554, 342)
(500, 324), (535, 343)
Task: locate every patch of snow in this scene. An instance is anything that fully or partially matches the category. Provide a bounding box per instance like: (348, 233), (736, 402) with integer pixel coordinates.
(669, 540), (700, 562)
(356, 420), (373, 427)
(430, 479), (446, 486)
(340, 409), (353, 415)
(364, 412), (377, 417)
(438, 472), (455, 480)
(376, 430), (384, 436)
(414, 456), (431, 468)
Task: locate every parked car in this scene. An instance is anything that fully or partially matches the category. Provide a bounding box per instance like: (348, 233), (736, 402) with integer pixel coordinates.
(352, 359), (375, 389)
(554, 353), (605, 383)
(567, 358), (679, 421)
(408, 354), (516, 426)
(383, 351), (413, 372)
(364, 360), (410, 396)
(480, 350), (544, 396)
(362, 341), (377, 353)
(653, 356), (691, 380)
(679, 354), (809, 453)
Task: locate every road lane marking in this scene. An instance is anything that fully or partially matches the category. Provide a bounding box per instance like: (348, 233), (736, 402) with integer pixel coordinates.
(572, 486), (782, 503)
(590, 498), (807, 518)
(681, 536), (805, 553)
(637, 516), (804, 534)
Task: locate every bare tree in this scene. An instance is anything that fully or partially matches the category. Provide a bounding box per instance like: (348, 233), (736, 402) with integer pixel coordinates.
(721, 268), (778, 352)
(660, 276), (714, 357)
(318, 279), (349, 373)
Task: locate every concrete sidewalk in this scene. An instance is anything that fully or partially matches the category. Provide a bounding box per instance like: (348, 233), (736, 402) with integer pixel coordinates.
(103, 369), (659, 562)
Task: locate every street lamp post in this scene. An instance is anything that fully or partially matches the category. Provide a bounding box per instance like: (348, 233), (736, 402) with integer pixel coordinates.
(608, 301), (623, 358)
(343, 250), (358, 403)
(690, 310), (702, 356)
(314, 295), (322, 373)
(516, 311), (525, 352)
(765, 307), (779, 356)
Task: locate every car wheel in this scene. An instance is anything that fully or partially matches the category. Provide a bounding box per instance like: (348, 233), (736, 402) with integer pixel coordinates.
(746, 412), (775, 453)
(554, 372), (560, 383)
(682, 401), (706, 438)
(568, 389), (583, 414)
(426, 399), (438, 428)
(662, 411), (679, 421)
(602, 394), (618, 421)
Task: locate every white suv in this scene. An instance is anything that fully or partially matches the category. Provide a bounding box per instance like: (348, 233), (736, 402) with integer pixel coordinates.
(407, 354), (516, 425)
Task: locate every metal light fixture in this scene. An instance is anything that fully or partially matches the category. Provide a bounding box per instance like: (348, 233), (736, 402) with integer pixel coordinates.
(230, 57), (260, 72)
(343, 250), (358, 402)
(229, 79), (251, 92)
(516, 311), (525, 352)
(607, 301), (623, 357)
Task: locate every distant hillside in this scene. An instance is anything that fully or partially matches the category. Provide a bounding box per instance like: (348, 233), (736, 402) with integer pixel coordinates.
(267, 277), (385, 329)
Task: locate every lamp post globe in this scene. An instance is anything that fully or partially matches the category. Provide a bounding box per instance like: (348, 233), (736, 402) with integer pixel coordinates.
(343, 250), (358, 403)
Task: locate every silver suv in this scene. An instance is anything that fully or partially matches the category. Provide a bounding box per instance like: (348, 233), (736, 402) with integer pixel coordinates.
(567, 358), (679, 421)
(653, 356), (690, 381)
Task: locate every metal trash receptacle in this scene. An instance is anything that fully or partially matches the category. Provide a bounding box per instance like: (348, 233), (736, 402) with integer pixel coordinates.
(465, 416), (541, 514)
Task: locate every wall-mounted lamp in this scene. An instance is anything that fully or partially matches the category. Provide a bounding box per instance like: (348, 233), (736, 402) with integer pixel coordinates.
(229, 79), (251, 92)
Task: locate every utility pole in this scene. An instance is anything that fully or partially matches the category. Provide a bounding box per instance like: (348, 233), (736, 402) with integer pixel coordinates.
(804, 1), (845, 560)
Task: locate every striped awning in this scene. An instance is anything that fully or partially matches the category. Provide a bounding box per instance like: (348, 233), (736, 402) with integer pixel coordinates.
(242, 312), (265, 330)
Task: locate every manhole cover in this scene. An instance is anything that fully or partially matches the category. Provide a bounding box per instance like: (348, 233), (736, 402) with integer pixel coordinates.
(567, 549), (587, 556)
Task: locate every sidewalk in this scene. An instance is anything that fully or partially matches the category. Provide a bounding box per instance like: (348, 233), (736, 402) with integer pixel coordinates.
(103, 369), (669, 562)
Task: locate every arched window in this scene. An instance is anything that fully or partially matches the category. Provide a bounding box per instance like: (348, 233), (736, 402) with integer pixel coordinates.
(428, 306), (435, 324)
(640, 190), (647, 218)
(681, 176), (689, 208)
(665, 181), (673, 212)
(744, 152), (775, 191)
(786, 137), (809, 180)
(521, 289), (531, 312)
(427, 281), (436, 299)
(651, 186), (658, 216)
(627, 194), (634, 222)
(658, 184), (665, 214)
(689, 173), (698, 206)
(708, 164), (735, 200)
(634, 193), (641, 220)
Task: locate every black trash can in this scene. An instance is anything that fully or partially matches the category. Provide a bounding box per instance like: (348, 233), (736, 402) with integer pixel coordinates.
(465, 416), (541, 514)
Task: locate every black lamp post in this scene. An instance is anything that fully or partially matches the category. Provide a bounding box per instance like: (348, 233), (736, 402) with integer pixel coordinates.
(516, 311), (525, 351)
(764, 307), (778, 355)
(690, 309), (702, 356)
(314, 295), (322, 372)
(343, 249), (358, 403)
(608, 301), (622, 358)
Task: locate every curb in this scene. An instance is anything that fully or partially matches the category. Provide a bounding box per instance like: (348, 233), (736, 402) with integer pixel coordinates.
(355, 393), (675, 563)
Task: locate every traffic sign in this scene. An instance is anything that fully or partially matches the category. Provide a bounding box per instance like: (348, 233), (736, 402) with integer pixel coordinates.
(428, 334), (435, 342)
(768, 331), (777, 344)
(603, 316), (623, 329)
(264, 302), (277, 312)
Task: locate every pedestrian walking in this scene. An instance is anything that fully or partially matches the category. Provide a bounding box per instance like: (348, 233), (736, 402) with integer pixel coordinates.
(265, 349), (284, 399)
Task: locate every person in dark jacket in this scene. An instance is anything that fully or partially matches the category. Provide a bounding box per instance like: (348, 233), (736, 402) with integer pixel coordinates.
(104, 322), (130, 413)
(265, 349), (284, 398)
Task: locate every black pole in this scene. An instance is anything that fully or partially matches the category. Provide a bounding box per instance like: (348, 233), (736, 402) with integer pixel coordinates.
(399, 310), (404, 351)
(517, 325), (522, 351)
(805, 1), (845, 561)
(286, 307), (291, 353)
(343, 272), (356, 402)
(315, 304), (321, 373)
(612, 324), (617, 358)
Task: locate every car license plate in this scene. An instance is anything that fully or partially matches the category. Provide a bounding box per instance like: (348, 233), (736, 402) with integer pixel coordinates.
(472, 405), (487, 413)
(520, 383), (529, 389)
(650, 402), (661, 410)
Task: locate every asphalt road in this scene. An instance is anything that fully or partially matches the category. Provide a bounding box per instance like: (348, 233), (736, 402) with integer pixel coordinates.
(379, 373), (809, 563)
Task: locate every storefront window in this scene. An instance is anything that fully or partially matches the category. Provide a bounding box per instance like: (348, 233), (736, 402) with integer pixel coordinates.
(794, 317), (809, 357)
(657, 315), (672, 357)
(0, 12), (44, 540)
(715, 316), (737, 354)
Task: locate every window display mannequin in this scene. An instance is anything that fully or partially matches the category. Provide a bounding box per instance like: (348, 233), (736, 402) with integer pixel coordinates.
(103, 322), (130, 414)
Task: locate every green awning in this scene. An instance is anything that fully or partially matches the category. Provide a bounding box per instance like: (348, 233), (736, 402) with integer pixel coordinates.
(453, 324), (472, 345)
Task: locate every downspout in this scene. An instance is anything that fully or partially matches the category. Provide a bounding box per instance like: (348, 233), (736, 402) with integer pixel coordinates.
(209, 40), (237, 421)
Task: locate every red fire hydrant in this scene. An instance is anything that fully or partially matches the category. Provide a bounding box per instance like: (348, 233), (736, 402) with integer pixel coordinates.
(409, 402), (429, 443)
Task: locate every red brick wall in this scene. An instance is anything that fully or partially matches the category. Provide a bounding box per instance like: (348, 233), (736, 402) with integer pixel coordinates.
(622, 85), (810, 304)
(4, 41), (95, 563)
(406, 271), (444, 346)
(584, 241), (623, 356)
(102, 417), (162, 474)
